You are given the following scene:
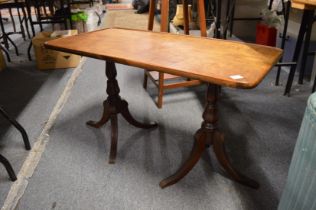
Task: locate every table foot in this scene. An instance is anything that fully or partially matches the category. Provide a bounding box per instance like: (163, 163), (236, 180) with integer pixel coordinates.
(109, 115), (118, 164)
(159, 131), (206, 188)
(120, 100), (157, 129)
(160, 84), (259, 189)
(213, 132), (259, 189)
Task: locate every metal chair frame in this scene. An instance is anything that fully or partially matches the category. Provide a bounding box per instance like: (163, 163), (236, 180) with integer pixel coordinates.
(0, 106), (31, 181)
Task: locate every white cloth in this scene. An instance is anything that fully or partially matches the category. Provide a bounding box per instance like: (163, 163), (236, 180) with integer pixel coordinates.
(268, 0), (288, 11)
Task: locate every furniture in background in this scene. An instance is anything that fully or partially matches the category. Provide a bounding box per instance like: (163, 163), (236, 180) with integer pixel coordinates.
(26, 0), (73, 60)
(143, 0), (207, 108)
(274, 0), (291, 86)
(70, 0), (94, 7)
(45, 28), (282, 188)
(284, 0), (316, 95)
(0, 106), (31, 181)
(224, 0), (277, 38)
(1, 45), (11, 62)
(0, 0), (30, 58)
(0, 153), (17, 181)
(224, 0), (291, 87)
(278, 92), (316, 209)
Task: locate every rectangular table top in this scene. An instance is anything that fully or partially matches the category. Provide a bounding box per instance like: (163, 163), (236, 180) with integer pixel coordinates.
(45, 28), (282, 89)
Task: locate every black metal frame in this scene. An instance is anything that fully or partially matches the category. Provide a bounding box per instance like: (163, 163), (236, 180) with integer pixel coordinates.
(223, 0), (267, 39)
(284, 9), (316, 95)
(0, 154), (17, 181)
(223, 0), (288, 40)
(275, 0), (291, 86)
(0, 1), (31, 59)
(0, 106), (31, 181)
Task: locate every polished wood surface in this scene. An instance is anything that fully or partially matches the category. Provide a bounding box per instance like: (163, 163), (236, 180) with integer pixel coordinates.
(292, 0), (316, 9)
(45, 28), (282, 89)
(293, 0), (316, 6)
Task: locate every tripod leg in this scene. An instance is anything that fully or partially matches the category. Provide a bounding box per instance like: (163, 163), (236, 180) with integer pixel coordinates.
(213, 132), (259, 188)
(159, 131), (206, 188)
(120, 100), (157, 129)
(109, 115), (118, 164)
(86, 101), (111, 128)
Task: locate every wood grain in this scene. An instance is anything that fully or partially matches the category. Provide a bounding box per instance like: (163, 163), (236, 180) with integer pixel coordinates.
(292, 0), (316, 9)
(44, 28), (282, 89)
(292, 0), (316, 7)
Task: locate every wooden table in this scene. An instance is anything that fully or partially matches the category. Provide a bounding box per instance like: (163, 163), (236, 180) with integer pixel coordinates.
(45, 28), (282, 189)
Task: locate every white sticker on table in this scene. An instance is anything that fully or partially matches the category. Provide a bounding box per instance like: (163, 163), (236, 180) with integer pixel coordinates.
(230, 75), (244, 80)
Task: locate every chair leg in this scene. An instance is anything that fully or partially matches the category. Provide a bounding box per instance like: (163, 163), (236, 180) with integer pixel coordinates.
(160, 0), (169, 32)
(17, 8), (26, 41)
(223, 0), (232, 39)
(298, 16), (314, 84)
(284, 9), (312, 96)
(21, 7), (31, 39)
(183, 0), (189, 35)
(229, 1), (235, 37)
(312, 74), (316, 93)
(0, 154), (17, 181)
(275, 0), (290, 86)
(143, 71), (148, 89)
(9, 8), (16, 33)
(197, 0), (207, 37)
(1, 45), (11, 62)
(0, 107), (31, 150)
(157, 72), (164, 108)
(27, 41), (32, 61)
(148, 0), (156, 31)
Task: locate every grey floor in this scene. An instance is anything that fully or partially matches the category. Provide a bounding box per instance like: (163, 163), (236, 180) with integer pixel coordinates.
(0, 18), (76, 205)
(0, 7), (314, 210)
(0, 7), (103, 207)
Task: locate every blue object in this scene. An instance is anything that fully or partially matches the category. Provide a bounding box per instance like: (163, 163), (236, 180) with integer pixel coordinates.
(278, 92), (316, 210)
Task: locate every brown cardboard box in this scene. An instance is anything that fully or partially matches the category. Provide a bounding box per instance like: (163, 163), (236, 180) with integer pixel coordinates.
(32, 30), (81, 70)
(0, 50), (6, 72)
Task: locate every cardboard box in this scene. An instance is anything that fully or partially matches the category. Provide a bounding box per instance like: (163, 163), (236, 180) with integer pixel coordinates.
(32, 30), (81, 70)
(0, 50), (6, 72)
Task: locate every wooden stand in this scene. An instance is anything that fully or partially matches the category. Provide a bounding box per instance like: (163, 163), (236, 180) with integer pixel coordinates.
(160, 84), (259, 189)
(86, 61), (158, 163)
